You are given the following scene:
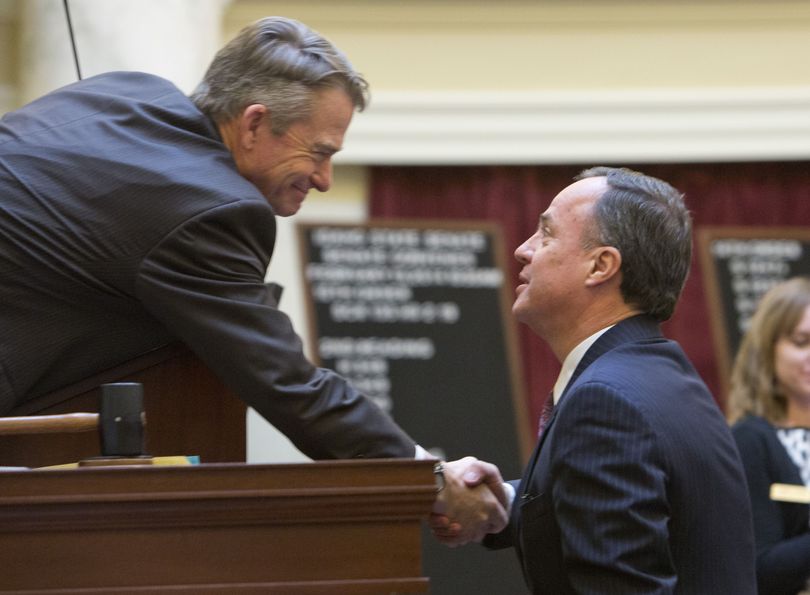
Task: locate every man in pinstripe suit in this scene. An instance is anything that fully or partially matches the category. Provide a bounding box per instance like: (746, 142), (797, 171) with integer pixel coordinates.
(439, 167), (757, 593)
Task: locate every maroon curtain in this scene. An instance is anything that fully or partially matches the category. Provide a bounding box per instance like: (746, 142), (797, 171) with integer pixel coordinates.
(369, 162), (810, 426)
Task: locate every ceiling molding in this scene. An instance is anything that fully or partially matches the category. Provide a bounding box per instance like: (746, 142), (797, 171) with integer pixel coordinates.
(229, 1), (810, 29)
(338, 87), (810, 165)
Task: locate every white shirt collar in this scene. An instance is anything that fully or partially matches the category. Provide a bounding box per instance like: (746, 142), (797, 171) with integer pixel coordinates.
(552, 325), (614, 404)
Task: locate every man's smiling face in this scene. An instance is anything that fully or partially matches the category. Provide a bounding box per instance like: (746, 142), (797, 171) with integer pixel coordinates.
(232, 86), (354, 216)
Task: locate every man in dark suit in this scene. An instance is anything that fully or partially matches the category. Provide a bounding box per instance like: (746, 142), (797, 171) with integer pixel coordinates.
(0, 16), (415, 462)
(434, 167), (757, 593)
(0, 13), (501, 532)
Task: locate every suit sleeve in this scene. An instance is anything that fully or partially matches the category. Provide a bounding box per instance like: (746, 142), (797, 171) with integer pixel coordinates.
(135, 199), (416, 460)
(732, 422), (810, 595)
(551, 383), (676, 594)
(482, 479), (521, 549)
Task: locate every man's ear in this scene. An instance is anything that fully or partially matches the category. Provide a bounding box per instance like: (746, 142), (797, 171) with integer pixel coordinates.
(585, 246), (622, 287)
(237, 104), (268, 149)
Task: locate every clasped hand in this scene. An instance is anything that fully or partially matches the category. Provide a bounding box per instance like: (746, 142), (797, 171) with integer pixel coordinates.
(430, 456), (508, 547)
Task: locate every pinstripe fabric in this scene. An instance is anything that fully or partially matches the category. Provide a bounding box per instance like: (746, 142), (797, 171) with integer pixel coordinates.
(487, 315), (756, 594)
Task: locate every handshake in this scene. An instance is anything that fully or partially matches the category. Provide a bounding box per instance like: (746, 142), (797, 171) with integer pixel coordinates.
(429, 456), (510, 548)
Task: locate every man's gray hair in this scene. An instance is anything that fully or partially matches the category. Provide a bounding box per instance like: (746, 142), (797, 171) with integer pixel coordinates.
(190, 16), (369, 133)
(577, 166), (692, 321)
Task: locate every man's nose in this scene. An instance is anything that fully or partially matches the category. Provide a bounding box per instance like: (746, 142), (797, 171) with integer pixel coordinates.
(311, 160), (332, 192)
(515, 241), (531, 263)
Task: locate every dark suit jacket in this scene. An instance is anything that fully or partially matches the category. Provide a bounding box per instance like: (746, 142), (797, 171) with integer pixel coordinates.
(0, 71), (415, 459)
(732, 415), (810, 595)
(486, 315), (757, 594)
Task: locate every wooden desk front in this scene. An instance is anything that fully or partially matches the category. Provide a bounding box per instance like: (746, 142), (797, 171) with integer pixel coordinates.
(0, 459), (434, 594)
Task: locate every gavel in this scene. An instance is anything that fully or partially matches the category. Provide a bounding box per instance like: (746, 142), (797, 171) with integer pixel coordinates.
(0, 382), (146, 459)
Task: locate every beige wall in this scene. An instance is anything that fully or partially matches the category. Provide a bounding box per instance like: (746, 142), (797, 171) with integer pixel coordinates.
(225, 0), (810, 91)
(6, 1), (810, 195)
(220, 0), (810, 207)
(0, 0), (18, 112)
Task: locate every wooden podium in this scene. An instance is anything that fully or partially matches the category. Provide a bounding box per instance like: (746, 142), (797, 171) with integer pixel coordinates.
(0, 346), (436, 593)
(0, 459), (435, 594)
(0, 343), (247, 468)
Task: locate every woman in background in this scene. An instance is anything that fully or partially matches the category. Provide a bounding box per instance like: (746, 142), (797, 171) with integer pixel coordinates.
(729, 276), (810, 595)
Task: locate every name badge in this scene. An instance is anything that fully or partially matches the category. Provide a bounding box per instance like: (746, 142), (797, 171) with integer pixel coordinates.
(770, 483), (810, 504)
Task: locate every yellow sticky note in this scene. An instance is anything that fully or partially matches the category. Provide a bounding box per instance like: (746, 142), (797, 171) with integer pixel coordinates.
(37, 455), (199, 470)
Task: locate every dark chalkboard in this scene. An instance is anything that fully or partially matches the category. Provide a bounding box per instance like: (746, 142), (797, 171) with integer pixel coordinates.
(298, 219), (531, 595)
(699, 227), (810, 395)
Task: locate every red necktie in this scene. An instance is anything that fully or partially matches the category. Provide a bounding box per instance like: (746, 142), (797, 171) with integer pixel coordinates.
(537, 392), (555, 438)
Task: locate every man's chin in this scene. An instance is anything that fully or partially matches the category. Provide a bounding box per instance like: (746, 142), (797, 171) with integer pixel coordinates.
(278, 205), (302, 217)
(268, 197), (304, 217)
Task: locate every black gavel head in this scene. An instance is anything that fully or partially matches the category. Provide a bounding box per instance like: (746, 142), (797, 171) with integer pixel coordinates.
(99, 383), (146, 457)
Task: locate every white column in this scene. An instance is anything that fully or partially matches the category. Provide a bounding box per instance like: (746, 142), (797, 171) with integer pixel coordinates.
(19, 0), (231, 104)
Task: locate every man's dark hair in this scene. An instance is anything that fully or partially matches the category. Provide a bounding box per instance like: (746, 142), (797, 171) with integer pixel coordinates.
(577, 166), (692, 321)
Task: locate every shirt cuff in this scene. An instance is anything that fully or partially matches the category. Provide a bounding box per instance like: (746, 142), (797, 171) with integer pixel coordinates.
(503, 482), (515, 515)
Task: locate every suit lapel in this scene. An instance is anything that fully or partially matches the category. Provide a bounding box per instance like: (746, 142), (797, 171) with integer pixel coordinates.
(518, 314), (663, 498)
(562, 314), (663, 405)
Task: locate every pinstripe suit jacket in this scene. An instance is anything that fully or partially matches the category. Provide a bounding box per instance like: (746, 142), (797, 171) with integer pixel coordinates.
(487, 315), (756, 594)
(0, 71), (415, 460)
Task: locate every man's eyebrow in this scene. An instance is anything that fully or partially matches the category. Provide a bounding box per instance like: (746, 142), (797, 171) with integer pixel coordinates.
(539, 213), (551, 230)
(314, 141), (341, 154)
